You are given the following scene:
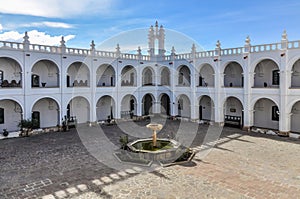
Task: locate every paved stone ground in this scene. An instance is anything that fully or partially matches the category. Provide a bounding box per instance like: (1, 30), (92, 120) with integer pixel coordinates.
(0, 117), (300, 199)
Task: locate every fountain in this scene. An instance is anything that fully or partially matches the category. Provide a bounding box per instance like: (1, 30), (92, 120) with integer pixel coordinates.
(146, 123), (163, 147)
(117, 123), (195, 166)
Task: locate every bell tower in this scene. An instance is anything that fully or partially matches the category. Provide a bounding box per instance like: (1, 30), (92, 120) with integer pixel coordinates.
(148, 21), (165, 58)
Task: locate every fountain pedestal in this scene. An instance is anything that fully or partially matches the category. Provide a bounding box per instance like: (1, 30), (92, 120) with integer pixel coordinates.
(146, 123), (163, 147)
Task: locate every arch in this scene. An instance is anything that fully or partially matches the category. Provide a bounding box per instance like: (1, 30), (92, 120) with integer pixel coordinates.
(177, 94), (191, 118)
(291, 101), (300, 133)
(291, 59), (300, 88)
(31, 59), (59, 88)
(121, 65), (136, 86)
(142, 67), (154, 86)
(0, 57), (22, 88)
(253, 59), (280, 88)
(121, 94), (137, 118)
(160, 67), (170, 86)
(199, 95), (214, 121)
(253, 98), (279, 130)
(32, 97), (60, 128)
(142, 93), (155, 115)
(96, 95), (115, 121)
(67, 62), (90, 87)
(223, 96), (244, 128)
(160, 93), (170, 116)
(177, 65), (191, 86)
(198, 64), (214, 87)
(0, 99), (23, 131)
(67, 96), (90, 123)
(96, 64), (116, 87)
(223, 62), (243, 87)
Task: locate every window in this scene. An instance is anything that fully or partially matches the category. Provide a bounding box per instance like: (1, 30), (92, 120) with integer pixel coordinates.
(272, 70), (280, 85)
(0, 108), (4, 124)
(272, 106), (279, 121)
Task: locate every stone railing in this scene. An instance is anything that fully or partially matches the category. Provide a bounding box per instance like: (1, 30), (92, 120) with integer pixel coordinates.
(1, 39), (300, 61)
(0, 41), (24, 50)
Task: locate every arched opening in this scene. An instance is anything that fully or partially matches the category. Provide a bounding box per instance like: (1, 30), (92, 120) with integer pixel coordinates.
(224, 97), (243, 128)
(121, 65), (136, 86)
(31, 60), (59, 88)
(0, 99), (22, 131)
(291, 101), (300, 133)
(142, 67), (154, 86)
(199, 96), (214, 121)
(291, 59), (300, 88)
(96, 64), (116, 87)
(0, 57), (22, 88)
(253, 98), (279, 130)
(178, 65), (190, 86)
(67, 62), (90, 87)
(254, 59), (280, 88)
(224, 62), (243, 87)
(199, 64), (214, 87)
(32, 98), (59, 128)
(160, 94), (170, 116)
(96, 96), (115, 121)
(142, 94), (154, 115)
(160, 67), (170, 86)
(177, 94), (191, 118)
(121, 95), (137, 118)
(67, 97), (90, 123)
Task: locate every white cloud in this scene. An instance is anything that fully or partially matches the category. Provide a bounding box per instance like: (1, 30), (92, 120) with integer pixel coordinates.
(0, 23), (2, 32)
(0, 0), (116, 18)
(22, 21), (74, 29)
(0, 30), (75, 46)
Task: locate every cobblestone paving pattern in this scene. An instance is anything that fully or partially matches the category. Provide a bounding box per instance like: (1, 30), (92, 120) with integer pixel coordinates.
(0, 118), (300, 198)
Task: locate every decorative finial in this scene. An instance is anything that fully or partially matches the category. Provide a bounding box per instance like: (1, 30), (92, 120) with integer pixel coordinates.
(60, 36), (66, 47)
(282, 30), (287, 40)
(23, 31), (29, 44)
(116, 43), (121, 55)
(171, 46), (176, 55)
(137, 46), (142, 55)
(216, 40), (221, 48)
(245, 36), (251, 45)
(90, 40), (95, 50)
(191, 43), (196, 53)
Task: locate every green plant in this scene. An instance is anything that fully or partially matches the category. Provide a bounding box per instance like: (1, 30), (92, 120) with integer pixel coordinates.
(18, 118), (39, 136)
(119, 135), (129, 150)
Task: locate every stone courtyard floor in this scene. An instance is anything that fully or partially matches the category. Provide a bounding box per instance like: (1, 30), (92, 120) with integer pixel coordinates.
(0, 118), (300, 199)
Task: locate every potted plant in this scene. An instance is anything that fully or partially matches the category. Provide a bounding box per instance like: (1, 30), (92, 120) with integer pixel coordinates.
(2, 129), (8, 137)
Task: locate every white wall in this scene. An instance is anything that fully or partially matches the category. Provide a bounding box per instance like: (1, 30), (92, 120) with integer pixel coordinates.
(291, 60), (300, 87)
(32, 61), (59, 87)
(0, 100), (22, 131)
(69, 97), (90, 123)
(96, 96), (115, 121)
(254, 99), (279, 129)
(0, 57), (22, 83)
(200, 64), (214, 87)
(224, 62), (243, 87)
(291, 101), (300, 133)
(254, 60), (279, 87)
(32, 98), (59, 128)
(199, 96), (214, 121)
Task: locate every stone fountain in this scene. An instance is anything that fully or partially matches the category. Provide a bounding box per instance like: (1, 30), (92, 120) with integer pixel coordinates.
(120, 123), (195, 166)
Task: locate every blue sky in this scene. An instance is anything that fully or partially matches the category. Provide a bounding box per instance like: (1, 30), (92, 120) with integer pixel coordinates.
(0, 0), (299, 53)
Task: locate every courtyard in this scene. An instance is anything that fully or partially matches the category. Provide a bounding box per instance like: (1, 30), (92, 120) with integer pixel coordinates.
(0, 119), (300, 199)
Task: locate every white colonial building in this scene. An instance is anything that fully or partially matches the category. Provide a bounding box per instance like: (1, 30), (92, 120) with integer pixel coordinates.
(1, 22), (300, 136)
